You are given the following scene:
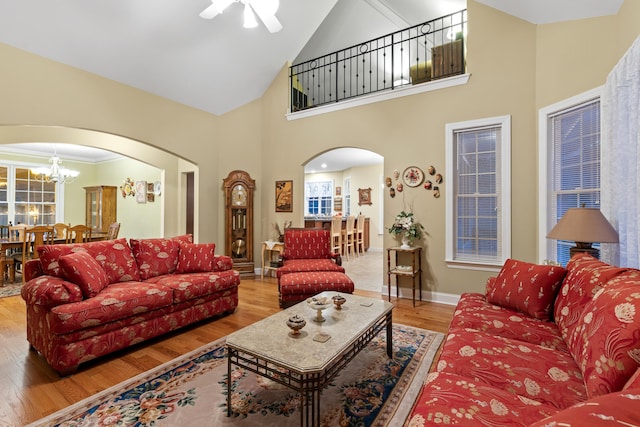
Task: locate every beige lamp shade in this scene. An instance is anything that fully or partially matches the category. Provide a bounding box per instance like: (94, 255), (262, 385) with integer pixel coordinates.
(547, 208), (619, 244)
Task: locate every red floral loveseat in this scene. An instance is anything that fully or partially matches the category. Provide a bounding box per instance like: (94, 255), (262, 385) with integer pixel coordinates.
(21, 235), (240, 375)
(407, 253), (640, 426)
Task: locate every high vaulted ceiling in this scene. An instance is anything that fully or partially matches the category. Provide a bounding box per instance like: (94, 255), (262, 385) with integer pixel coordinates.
(0, 0), (623, 118)
(0, 0), (624, 165)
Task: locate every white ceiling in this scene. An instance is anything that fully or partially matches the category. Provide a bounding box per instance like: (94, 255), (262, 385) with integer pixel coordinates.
(0, 0), (624, 165)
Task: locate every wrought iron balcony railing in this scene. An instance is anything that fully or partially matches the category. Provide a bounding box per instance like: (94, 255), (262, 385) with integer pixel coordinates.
(289, 9), (467, 112)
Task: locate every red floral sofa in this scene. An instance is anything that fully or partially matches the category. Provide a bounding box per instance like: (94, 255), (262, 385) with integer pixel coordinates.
(21, 235), (240, 375)
(407, 253), (640, 426)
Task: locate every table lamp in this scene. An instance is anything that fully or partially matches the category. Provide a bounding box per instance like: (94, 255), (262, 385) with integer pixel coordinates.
(546, 207), (619, 259)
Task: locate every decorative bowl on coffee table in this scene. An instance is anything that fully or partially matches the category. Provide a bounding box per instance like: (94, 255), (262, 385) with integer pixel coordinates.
(286, 314), (306, 336)
(307, 296), (332, 322)
(332, 295), (346, 310)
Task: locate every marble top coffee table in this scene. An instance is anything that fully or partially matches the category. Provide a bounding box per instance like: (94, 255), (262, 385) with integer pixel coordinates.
(225, 291), (393, 426)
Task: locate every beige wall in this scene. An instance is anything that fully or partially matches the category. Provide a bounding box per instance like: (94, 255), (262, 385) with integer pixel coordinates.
(1, 0), (639, 298)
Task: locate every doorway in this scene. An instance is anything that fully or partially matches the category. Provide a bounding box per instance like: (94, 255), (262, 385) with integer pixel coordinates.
(304, 147), (385, 293)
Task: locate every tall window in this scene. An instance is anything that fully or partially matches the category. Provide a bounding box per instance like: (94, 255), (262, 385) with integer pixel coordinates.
(305, 181), (333, 216)
(0, 163), (60, 226)
(343, 178), (351, 216)
(446, 115), (511, 268)
(539, 89), (601, 265)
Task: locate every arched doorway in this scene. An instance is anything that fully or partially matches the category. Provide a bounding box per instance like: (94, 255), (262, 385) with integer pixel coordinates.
(0, 125), (198, 239)
(303, 147), (385, 293)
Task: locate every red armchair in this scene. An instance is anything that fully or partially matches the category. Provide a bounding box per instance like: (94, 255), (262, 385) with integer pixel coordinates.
(277, 228), (344, 277)
(277, 228), (353, 307)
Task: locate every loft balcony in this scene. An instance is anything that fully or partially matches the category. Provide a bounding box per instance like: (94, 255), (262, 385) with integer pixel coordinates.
(289, 9), (467, 113)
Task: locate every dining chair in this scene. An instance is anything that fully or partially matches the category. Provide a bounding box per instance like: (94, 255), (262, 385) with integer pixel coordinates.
(330, 215), (343, 257)
(53, 223), (70, 240)
(106, 222), (121, 240)
(2, 226), (26, 285)
(66, 224), (93, 243)
(341, 215), (356, 261)
(355, 214), (366, 256)
(13, 225), (54, 283)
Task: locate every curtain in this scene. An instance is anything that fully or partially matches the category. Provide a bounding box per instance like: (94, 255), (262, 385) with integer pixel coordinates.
(601, 35), (640, 267)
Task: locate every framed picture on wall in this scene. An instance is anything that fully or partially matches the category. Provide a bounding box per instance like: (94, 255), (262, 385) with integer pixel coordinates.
(135, 180), (147, 204)
(358, 187), (372, 206)
(275, 180), (293, 212)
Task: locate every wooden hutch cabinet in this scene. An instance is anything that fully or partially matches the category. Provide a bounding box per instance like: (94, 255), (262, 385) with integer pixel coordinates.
(84, 186), (117, 233)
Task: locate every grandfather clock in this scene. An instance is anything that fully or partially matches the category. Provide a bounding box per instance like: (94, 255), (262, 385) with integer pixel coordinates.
(223, 170), (255, 278)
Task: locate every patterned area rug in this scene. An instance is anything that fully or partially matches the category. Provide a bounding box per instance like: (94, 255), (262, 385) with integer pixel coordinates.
(0, 283), (22, 299)
(28, 324), (443, 427)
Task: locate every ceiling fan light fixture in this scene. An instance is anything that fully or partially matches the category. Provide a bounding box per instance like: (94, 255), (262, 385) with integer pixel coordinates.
(199, 0), (235, 19)
(243, 3), (258, 28)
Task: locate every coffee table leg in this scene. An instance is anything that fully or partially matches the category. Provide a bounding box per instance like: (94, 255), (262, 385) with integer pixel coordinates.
(386, 312), (393, 358)
(227, 348), (232, 416)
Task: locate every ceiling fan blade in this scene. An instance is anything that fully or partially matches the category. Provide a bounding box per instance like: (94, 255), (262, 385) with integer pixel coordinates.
(249, 2), (282, 33)
(199, 0), (235, 19)
(199, 4), (219, 19)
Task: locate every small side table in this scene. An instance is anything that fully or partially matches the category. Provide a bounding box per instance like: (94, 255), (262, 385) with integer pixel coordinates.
(387, 246), (422, 306)
(261, 241), (284, 279)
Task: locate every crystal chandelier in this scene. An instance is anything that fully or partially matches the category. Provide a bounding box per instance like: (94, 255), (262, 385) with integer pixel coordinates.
(32, 154), (79, 184)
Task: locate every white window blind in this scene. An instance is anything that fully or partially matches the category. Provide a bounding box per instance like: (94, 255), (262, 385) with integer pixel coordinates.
(549, 99), (601, 265)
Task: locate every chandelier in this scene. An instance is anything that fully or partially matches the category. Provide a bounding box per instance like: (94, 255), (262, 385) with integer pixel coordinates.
(32, 155), (79, 184)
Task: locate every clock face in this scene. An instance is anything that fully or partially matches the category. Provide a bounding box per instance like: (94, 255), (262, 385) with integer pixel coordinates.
(232, 184), (247, 206)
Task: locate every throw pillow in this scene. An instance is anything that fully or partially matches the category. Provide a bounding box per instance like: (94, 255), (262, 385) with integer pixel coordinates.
(528, 390), (640, 427)
(487, 258), (567, 320)
(575, 278), (640, 397)
(130, 238), (181, 280)
(59, 251), (110, 298)
(176, 243), (216, 273)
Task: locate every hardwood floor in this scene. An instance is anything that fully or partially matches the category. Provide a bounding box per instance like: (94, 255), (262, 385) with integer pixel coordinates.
(0, 277), (455, 426)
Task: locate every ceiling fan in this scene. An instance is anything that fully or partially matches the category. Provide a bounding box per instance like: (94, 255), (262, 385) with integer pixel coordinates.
(199, 0), (283, 33)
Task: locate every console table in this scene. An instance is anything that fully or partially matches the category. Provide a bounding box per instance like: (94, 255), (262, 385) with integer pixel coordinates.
(387, 246), (422, 306)
(261, 240), (284, 279)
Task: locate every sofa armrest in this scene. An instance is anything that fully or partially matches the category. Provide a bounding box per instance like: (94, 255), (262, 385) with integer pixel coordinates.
(21, 276), (84, 308)
(24, 259), (44, 282)
(212, 255), (234, 272)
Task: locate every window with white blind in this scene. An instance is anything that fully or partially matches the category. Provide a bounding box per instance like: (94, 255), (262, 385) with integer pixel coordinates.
(305, 181), (333, 216)
(538, 89), (601, 265)
(446, 116), (511, 269)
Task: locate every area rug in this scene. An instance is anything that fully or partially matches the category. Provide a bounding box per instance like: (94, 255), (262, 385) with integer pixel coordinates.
(29, 324), (443, 427)
(0, 282), (22, 299)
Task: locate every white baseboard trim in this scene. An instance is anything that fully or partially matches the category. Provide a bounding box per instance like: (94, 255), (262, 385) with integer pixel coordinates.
(380, 284), (460, 306)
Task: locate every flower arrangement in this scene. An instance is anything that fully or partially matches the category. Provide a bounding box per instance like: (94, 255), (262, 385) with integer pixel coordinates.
(388, 211), (424, 246)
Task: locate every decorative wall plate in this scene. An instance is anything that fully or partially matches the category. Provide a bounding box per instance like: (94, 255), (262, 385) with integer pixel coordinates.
(402, 166), (424, 187)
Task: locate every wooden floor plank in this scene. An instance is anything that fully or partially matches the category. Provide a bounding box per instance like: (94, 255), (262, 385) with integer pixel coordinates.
(0, 276), (455, 426)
